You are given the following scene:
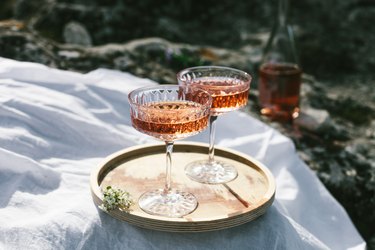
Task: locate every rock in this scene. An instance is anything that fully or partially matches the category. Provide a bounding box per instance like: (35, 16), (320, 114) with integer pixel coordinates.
(366, 120), (375, 139)
(0, 20), (24, 31)
(58, 50), (81, 59)
(294, 108), (331, 132)
(63, 21), (92, 46)
(0, 30), (57, 67)
(113, 55), (135, 71)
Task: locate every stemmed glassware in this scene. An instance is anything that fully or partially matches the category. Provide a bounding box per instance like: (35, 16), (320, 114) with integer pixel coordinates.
(177, 66), (252, 184)
(128, 85), (212, 217)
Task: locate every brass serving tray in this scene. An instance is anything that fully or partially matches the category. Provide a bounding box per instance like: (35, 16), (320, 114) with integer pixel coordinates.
(90, 141), (275, 232)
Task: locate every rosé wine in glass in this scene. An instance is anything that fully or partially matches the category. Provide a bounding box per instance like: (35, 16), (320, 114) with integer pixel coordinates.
(177, 66), (252, 184)
(187, 77), (249, 115)
(131, 101), (209, 141)
(128, 85), (211, 218)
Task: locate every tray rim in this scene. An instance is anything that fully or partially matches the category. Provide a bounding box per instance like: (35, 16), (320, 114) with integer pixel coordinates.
(90, 141), (276, 231)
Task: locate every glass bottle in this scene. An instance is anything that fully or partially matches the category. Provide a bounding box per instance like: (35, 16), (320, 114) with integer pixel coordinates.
(258, 0), (302, 121)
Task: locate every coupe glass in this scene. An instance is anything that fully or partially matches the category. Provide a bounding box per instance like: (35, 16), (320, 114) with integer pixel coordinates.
(128, 85), (212, 217)
(177, 66), (252, 184)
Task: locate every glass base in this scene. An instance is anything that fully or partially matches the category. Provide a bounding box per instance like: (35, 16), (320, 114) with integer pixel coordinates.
(138, 189), (198, 218)
(185, 160), (238, 184)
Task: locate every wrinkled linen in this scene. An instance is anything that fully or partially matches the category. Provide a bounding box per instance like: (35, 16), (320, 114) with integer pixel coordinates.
(0, 57), (365, 250)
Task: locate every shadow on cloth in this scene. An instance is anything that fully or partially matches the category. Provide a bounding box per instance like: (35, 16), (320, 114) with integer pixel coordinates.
(0, 148), (61, 208)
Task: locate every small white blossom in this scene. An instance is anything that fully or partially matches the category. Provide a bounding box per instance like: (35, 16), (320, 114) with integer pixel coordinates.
(99, 186), (134, 213)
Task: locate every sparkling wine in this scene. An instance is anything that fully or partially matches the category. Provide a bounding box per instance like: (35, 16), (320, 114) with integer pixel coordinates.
(187, 77), (249, 115)
(128, 85), (212, 218)
(131, 101), (209, 141)
(258, 62), (302, 121)
(177, 66), (252, 185)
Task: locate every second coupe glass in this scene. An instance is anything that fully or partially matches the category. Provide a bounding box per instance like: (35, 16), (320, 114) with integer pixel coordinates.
(177, 66), (252, 184)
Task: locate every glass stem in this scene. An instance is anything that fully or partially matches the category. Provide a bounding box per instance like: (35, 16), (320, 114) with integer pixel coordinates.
(164, 141), (174, 193)
(208, 115), (218, 163)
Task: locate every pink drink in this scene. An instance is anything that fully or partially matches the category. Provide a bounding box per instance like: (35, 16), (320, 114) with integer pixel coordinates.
(186, 77), (249, 115)
(258, 62), (302, 121)
(131, 101), (209, 141)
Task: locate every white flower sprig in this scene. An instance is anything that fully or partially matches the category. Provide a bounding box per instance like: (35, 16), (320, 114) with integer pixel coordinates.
(99, 186), (134, 213)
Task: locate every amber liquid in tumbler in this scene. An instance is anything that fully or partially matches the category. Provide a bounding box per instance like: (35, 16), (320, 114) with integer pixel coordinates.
(189, 77), (249, 115)
(258, 63), (302, 121)
(131, 101), (209, 141)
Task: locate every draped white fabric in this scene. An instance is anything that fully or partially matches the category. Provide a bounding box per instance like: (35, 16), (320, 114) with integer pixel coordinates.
(0, 58), (365, 250)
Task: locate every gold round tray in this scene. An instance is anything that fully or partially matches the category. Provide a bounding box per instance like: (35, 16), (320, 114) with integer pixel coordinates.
(90, 141), (275, 232)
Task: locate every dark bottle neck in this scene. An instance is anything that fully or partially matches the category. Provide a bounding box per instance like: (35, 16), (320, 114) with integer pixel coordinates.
(278, 0), (289, 27)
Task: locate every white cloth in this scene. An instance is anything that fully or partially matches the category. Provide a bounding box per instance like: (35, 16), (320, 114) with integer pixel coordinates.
(0, 57), (365, 250)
